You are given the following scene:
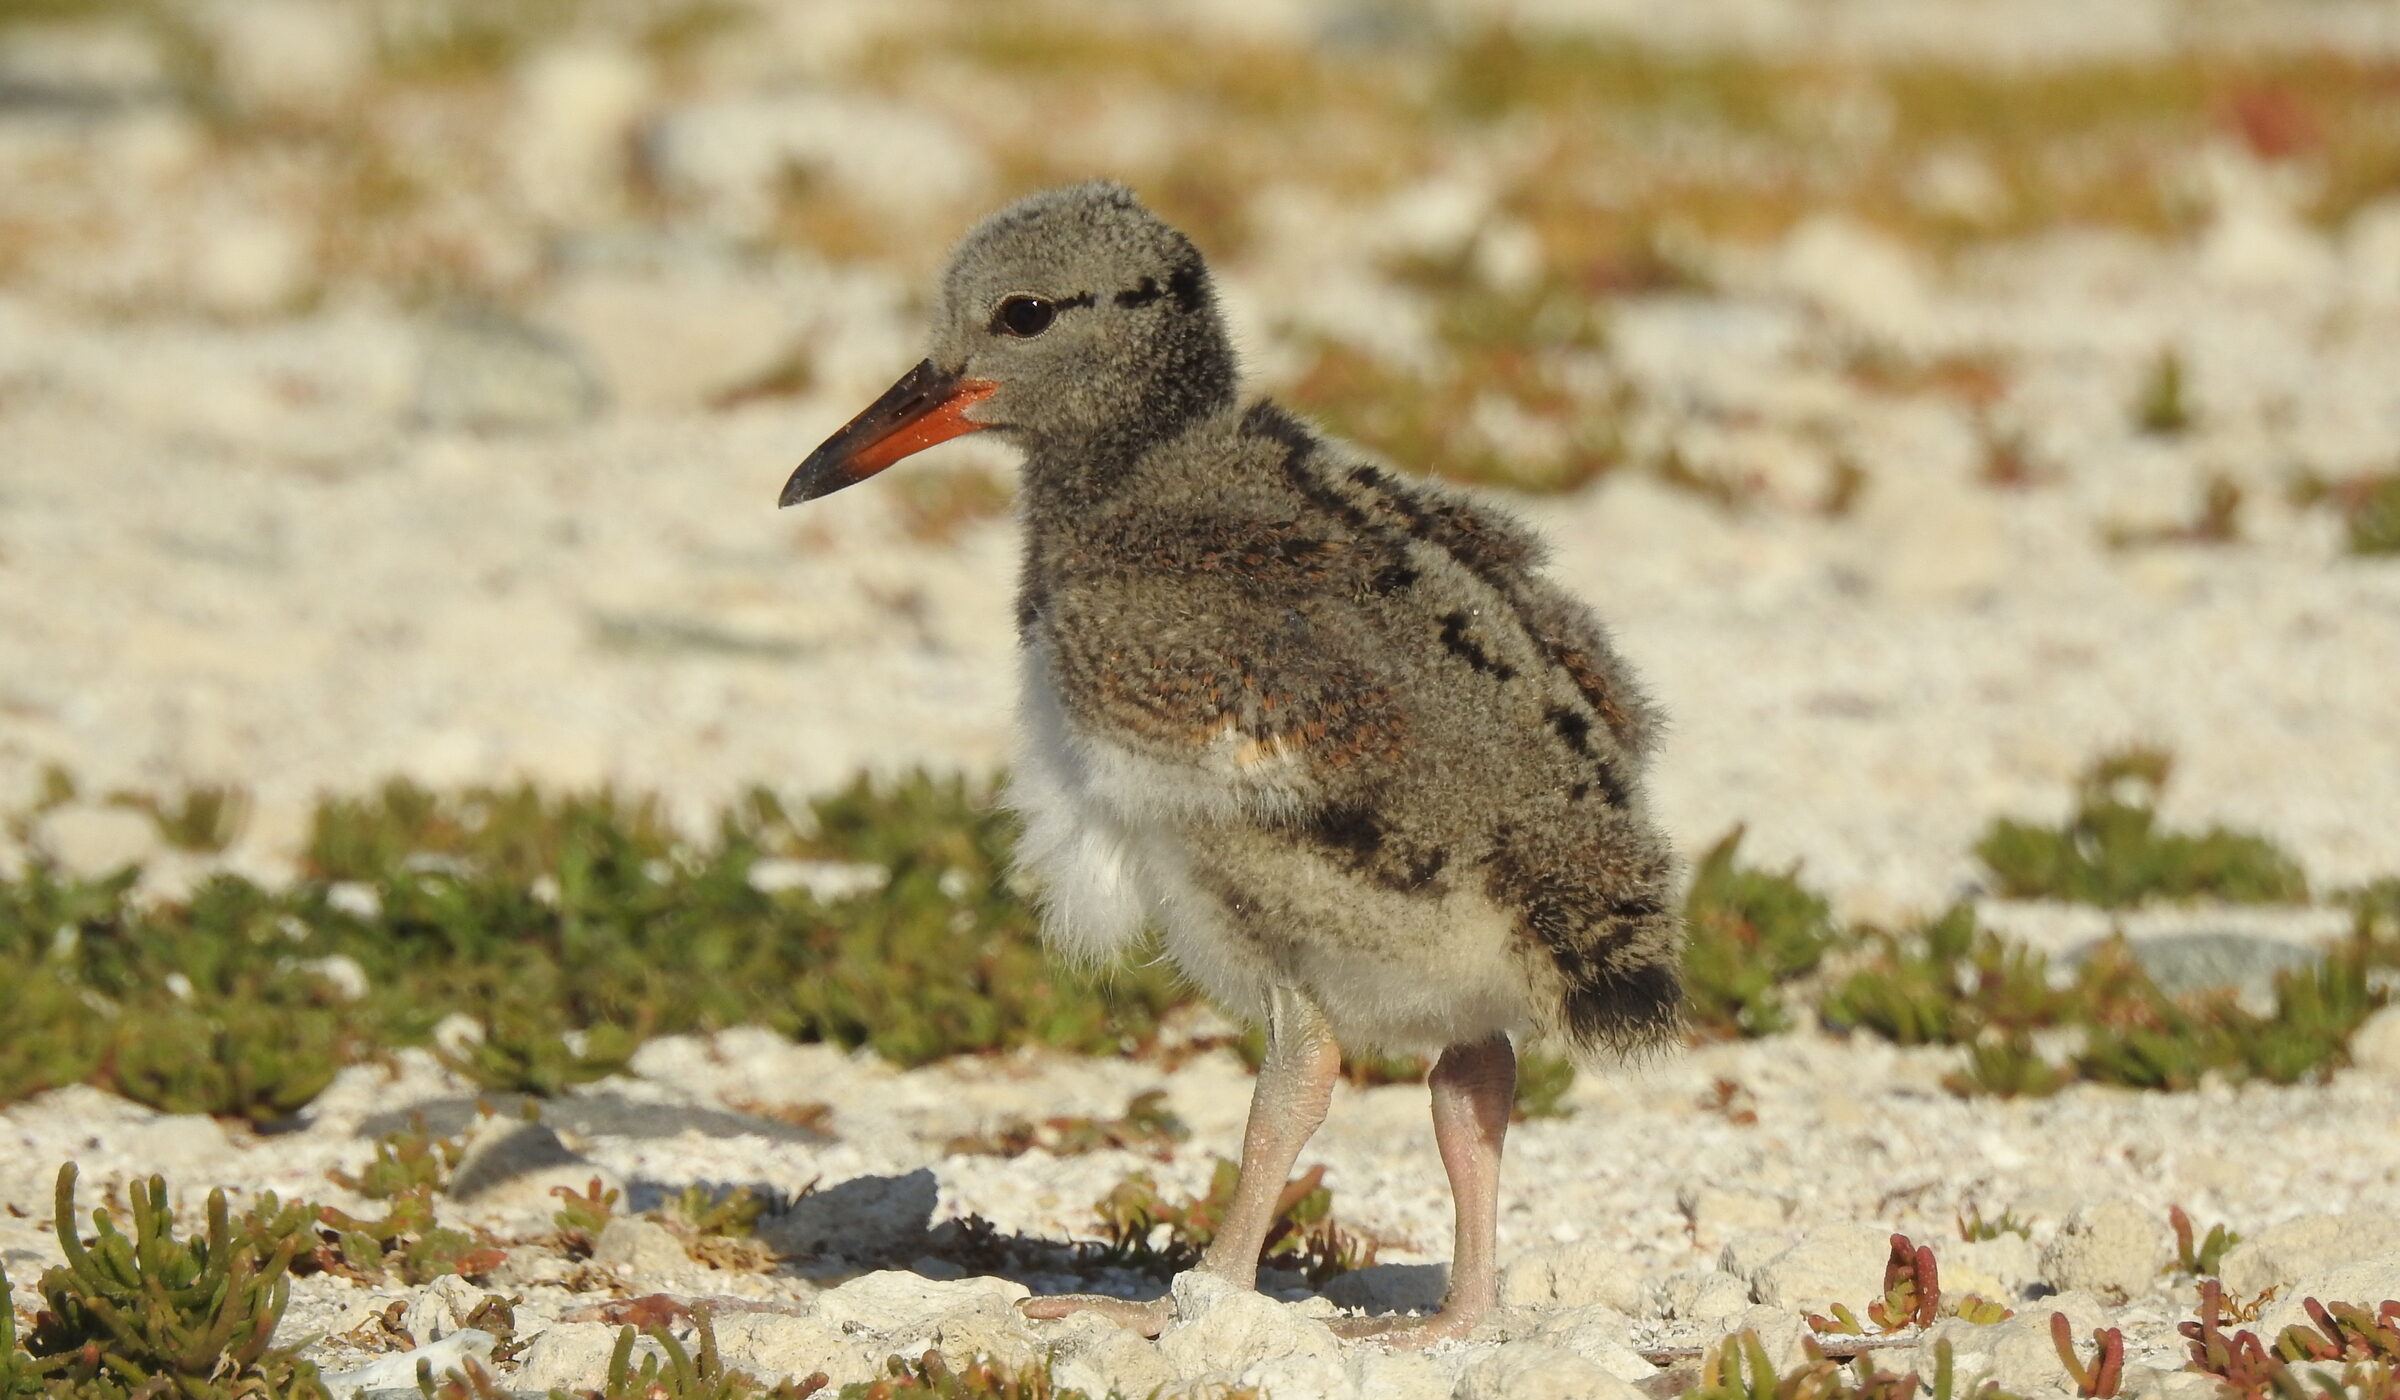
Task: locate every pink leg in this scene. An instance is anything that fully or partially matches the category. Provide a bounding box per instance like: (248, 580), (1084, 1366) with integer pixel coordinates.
(1332, 1034), (1515, 1348)
(1022, 986), (1342, 1336)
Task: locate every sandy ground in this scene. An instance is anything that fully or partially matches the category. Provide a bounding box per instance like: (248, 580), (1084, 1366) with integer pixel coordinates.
(5, 0), (2400, 1395)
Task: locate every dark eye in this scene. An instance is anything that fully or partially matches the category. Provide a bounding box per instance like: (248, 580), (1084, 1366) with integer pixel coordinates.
(993, 295), (1056, 338)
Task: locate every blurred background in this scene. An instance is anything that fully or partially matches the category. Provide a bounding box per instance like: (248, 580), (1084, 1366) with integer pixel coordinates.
(2, 0), (2397, 915)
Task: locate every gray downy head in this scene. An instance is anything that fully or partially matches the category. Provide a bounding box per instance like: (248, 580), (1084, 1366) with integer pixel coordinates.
(780, 182), (1237, 507)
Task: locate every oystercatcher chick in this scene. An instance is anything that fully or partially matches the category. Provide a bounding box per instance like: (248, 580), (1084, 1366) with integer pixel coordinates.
(780, 182), (1682, 1346)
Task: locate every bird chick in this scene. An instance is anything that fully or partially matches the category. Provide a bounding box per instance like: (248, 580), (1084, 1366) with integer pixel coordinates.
(781, 182), (1682, 1347)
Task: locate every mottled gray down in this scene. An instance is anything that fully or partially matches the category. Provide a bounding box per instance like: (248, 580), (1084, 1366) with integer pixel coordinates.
(938, 181), (1685, 1060)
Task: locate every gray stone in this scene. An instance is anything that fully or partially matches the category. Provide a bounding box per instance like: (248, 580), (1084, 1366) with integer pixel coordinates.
(1455, 1342), (1642, 1400)
(593, 1216), (689, 1277)
(2040, 1198), (2167, 1300)
(32, 804), (160, 877)
(1749, 1225), (1893, 1315)
(412, 309), (604, 434)
(1501, 1241), (1650, 1315)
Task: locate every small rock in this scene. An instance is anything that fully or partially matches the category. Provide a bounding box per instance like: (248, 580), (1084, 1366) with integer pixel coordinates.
(817, 1270), (1026, 1334)
(1984, 1292), (2110, 1395)
(2040, 1199), (2167, 1299)
(325, 1328), (495, 1393)
(403, 1274), (489, 1344)
(1323, 1262), (1447, 1315)
(1527, 1304), (1657, 1382)
(1749, 1224), (1893, 1315)
(513, 1322), (644, 1393)
(593, 1217), (689, 1277)
(1157, 1271), (1341, 1379)
(413, 308), (605, 434)
(446, 1118), (619, 1210)
(1046, 1313), (1176, 1400)
(2219, 1214), (2400, 1300)
(1648, 1269), (1753, 1324)
(710, 1312), (880, 1391)
(2348, 1005), (2400, 1080)
(32, 804), (160, 877)
(2258, 1258), (2400, 1340)
(1724, 1304), (1812, 1372)
(815, 1270), (1037, 1369)
(1455, 1342), (1642, 1400)
(1501, 1241), (1649, 1315)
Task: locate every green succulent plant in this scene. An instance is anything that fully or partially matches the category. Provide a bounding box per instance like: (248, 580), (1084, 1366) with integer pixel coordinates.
(6, 1165), (329, 1400)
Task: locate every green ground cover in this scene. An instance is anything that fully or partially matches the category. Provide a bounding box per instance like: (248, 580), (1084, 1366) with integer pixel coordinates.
(2, 749), (2389, 1123)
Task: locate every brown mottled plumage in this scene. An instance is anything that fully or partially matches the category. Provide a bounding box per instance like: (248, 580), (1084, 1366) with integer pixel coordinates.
(781, 182), (1682, 1347)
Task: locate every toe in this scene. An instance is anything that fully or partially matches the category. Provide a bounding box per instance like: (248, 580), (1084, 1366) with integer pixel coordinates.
(1017, 1293), (1175, 1337)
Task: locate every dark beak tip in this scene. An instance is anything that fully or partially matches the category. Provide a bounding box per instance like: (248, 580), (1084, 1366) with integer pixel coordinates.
(775, 359), (991, 511)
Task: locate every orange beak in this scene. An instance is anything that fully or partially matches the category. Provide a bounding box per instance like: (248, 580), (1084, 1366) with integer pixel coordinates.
(778, 360), (999, 507)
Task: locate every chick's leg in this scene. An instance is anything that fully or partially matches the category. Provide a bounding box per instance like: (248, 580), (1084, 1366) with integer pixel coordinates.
(1021, 985), (1342, 1335)
(1332, 1033), (1515, 1347)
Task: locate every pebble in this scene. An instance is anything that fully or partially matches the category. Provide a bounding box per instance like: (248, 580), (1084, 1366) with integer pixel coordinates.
(2040, 1199), (2171, 1300)
(1749, 1225), (1895, 1315)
